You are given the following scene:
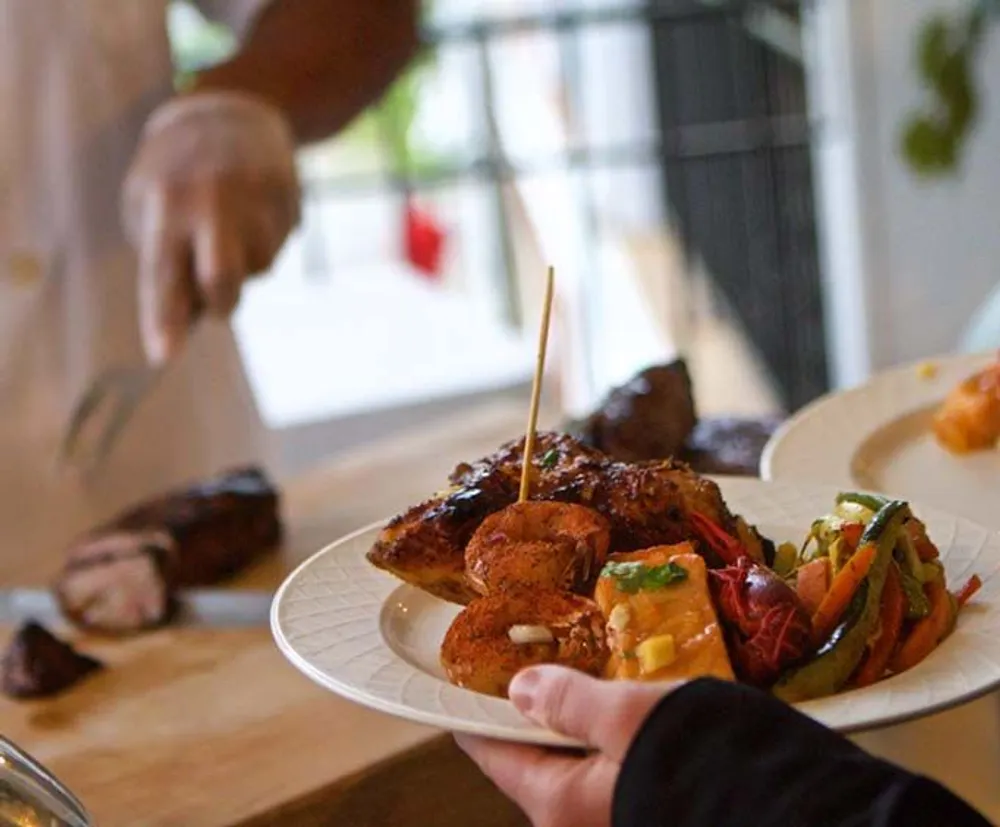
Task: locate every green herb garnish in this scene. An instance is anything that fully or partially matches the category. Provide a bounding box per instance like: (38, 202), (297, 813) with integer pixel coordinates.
(539, 448), (559, 469)
(601, 561), (688, 594)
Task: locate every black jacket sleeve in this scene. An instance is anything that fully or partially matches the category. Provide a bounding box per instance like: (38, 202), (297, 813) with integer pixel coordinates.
(612, 678), (993, 827)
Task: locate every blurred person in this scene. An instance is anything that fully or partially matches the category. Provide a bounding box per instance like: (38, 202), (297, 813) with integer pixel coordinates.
(0, 0), (417, 574)
(457, 665), (992, 827)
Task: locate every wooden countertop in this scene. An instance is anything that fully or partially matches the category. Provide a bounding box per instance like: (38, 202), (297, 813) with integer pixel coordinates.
(4, 398), (999, 825)
(1, 399), (544, 827)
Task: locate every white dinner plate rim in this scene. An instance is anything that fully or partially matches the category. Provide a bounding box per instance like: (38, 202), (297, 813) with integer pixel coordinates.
(759, 351), (995, 487)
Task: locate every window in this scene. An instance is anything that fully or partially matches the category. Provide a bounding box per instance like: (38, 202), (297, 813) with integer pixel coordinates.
(168, 0), (816, 453)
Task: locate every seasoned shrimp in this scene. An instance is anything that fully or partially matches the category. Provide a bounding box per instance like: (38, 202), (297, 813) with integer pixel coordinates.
(933, 358), (1000, 454)
(464, 501), (611, 596)
(440, 590), (609, 697)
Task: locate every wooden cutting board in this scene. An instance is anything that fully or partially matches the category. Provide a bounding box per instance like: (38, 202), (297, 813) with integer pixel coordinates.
(0, 400), (544, 827)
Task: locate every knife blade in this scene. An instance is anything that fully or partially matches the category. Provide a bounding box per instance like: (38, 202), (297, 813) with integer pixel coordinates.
(0, 588), (274, 628)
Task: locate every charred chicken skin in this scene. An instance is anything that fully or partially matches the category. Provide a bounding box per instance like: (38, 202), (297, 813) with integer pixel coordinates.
(366, 432), (767, 604)
(440, 589), (609, 698)
(465, 501), (611, 597)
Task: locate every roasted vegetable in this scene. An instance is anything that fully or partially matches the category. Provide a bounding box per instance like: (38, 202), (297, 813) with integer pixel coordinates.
(890, 580), (958, 674)
(811, 543), (877, 644)
(900, 570), (932, 619)
(835, 491), (889, 514)
(691, 513), (812, 686)
(853, 562), (906, 688)
(773, 500), (908, 702)
(772, 542), (798, 578)
(795, 558), (831, 617)
(955, 574), (983, 607)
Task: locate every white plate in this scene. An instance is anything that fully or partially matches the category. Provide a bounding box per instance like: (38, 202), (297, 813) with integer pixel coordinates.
(271, 477), (1000, 745)
(761, 352), (1000, 530)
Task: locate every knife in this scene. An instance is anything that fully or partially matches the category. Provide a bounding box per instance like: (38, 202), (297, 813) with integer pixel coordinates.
(0, 588), (274, 628)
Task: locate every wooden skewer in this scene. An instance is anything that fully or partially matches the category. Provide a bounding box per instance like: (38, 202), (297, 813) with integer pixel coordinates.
(519, 265), (556, 503)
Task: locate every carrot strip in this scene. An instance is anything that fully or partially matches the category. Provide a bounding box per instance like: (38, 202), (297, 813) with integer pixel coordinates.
(955, 574), (983, 608)
(812, 543), (877, 644)
(854, 563), (905, 687)
(889, 581), (955, 674)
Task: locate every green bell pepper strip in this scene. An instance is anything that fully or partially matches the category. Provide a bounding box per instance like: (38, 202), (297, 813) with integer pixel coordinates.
(773, 500), (909, 703)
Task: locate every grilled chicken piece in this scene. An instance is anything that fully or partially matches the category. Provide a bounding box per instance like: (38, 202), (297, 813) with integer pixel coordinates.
(367, 433), (767, 603)
(1, 621), (104, 699)
(449, 431), (607, 495)
(55, 467), (282, 634)
(368, 433), (603, 604)
(441, 590), (609, 698)
(551, 459), (767, 564)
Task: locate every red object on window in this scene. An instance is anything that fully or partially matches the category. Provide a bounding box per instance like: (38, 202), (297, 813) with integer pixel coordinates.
(404, 197), (446, 281)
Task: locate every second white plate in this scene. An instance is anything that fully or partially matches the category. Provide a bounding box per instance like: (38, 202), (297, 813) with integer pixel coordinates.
(271, 477), (1000, 746)
(762, 353), (1000, 530)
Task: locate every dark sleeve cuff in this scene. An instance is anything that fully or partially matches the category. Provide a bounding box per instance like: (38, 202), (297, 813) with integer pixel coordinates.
(612, 678), (992, 827)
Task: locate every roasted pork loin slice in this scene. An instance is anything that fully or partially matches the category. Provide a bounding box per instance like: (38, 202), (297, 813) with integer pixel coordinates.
(55, 466), (282, 634)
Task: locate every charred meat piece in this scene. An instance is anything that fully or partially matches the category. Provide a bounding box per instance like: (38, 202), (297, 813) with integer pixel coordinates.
(577, 361), (697, 461)
(550, 459), (766, 563)
(449, 431), (606, 496)
(368, 433), (606, 604)
(369, 433), (768, 603)
(55, 466), (282, 634)
(1, 621), (103, 699)
(367, 488), (512, 605)
(681, 416), (783, 477)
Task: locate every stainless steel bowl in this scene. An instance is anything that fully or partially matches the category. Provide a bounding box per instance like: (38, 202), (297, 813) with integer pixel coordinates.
(0, 737), (91, 827)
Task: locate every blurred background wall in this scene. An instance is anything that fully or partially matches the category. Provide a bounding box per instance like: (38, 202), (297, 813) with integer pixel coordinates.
(810, 0), (1000, 388)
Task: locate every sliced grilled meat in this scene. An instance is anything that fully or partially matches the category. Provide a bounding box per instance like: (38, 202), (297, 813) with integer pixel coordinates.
(1, 621), (103, 699)
(55, 466), (282, 634)
(55, 534), (176, 633)
(682, 416), (783, 477)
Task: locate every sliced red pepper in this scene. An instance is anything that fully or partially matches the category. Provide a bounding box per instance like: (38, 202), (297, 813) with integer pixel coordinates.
(688, 512), (747, 566)
(890, 580), (954, 674)
(840, 522), (864, 549)
(954, 574), (983, 608)
(854, 562), (905, 687)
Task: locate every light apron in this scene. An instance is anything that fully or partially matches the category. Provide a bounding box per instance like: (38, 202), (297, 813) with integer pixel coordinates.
(0, 0), (272, 580)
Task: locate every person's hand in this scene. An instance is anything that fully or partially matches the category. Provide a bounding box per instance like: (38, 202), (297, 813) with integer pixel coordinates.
(122, 90), (300, 365)
(456, 665), (682, 827)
